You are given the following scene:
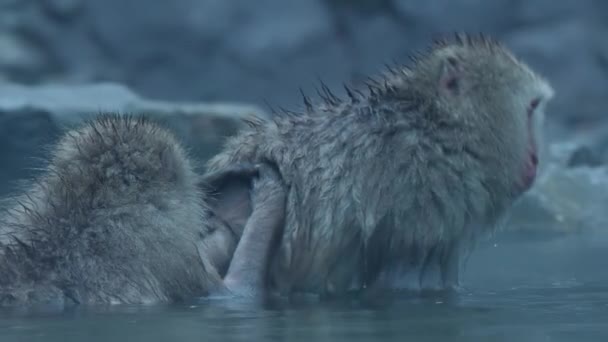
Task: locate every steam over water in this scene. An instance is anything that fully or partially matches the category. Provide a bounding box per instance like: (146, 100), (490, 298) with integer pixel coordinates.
(2, 230), (607, 342)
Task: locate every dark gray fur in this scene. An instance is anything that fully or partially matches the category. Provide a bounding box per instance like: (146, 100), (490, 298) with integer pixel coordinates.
(206, 34), (555, 296)
(0, 114), (285, 307)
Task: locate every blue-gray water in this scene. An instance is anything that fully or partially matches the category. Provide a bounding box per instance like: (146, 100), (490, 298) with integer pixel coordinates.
(2, 232), (607, 342)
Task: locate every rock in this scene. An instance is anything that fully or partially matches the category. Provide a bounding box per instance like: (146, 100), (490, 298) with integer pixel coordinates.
(553, 120), (608, 168)
(42, 0), (83, 20)
(504, 20), (608, 128)
(0, 82), (266, 196)
(81, 0), (341, 107)
(567, 146), (604, 168)
(0, 108), (60, 197)
(0, 32), (49, 83)
(0, 0), (604, 132)
(393, 0), (517, 34)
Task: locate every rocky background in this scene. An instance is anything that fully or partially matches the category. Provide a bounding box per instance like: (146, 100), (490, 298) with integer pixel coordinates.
(0, 0), (607, 244)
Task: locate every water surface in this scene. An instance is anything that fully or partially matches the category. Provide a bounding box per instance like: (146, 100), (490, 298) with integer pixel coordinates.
(2, 232), (607, 342)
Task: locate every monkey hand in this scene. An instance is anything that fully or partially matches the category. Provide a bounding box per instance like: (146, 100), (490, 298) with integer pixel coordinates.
(250, 161), (286, 213)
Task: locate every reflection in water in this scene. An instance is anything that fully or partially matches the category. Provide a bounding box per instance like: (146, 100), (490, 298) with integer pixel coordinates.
(2, 286), (607, 342)
(1, 230), (608, 342)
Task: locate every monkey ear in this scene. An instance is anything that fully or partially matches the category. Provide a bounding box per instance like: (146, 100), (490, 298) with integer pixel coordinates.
(201, 164), (258, 237)
(438, 56), (463, 97)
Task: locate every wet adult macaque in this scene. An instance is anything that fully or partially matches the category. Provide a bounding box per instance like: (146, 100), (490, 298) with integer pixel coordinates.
(206, 33), (555, 296)
(0, 114), (285, 307)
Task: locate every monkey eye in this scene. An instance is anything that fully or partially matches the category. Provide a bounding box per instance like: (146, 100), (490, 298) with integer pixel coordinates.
(528, 98), (541, 117)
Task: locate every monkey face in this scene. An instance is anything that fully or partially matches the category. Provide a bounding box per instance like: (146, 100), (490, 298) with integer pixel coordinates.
(511, 73), (554, 195)
(432, 41), (554, 199)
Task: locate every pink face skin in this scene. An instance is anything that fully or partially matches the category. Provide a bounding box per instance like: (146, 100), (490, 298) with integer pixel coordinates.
(520, 98), (541, 191)
(521, 149), (538, 190)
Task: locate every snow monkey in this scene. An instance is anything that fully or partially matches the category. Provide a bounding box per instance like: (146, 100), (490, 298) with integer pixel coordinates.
(0, 114), (286, 307)
(205, 33), (555, 296)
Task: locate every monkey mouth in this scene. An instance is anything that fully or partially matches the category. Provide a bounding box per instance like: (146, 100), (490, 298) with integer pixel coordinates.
(520, 153), (538, 191)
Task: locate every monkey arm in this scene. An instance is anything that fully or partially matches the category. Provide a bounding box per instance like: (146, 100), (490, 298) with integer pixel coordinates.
(202, 164), (259, 191)
(220, 163), (286, 297)
(201, 163), (260, 238)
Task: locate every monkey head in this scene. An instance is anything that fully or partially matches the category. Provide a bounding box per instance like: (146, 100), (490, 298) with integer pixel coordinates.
(412, 34), (555, 200)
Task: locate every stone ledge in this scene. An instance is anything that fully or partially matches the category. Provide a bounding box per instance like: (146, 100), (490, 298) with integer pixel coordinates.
(0, 82), (267, 196)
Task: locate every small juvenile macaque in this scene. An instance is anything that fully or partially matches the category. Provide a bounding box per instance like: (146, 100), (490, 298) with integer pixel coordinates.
(206, 33), (555, 296)
(0, 114), (285, 307)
